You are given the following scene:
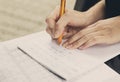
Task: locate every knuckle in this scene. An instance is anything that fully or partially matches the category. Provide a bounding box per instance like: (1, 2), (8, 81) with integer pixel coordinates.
(55, 23), (61, 29)
(45, 17), (50, 23)
(73, 34), (79, 40)
(74, 41), (79, 45)
(92, 37), (97, 42)
(83, 35), (89, 40)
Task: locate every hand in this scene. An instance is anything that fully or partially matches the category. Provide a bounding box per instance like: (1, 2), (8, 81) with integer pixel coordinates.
(46, 7), (96, 39)
(63, 16), (120, 49)
(62, 27), (81, 39)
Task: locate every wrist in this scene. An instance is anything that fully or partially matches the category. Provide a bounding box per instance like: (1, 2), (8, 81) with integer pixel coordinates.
(84, 0), (105, 25)
(83, 11), (99, 26)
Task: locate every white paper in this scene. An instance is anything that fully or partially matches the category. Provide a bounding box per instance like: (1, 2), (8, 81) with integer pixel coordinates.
(10, 48), (62, 82)
(74, 64), (119, 82)
(0, 45), (29, 82)
(18, 31), (104, 80)
(103, 75), (120, 82)
(1, 42), (62, 82)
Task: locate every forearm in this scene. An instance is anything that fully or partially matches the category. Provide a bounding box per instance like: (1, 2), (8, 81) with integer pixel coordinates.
(86, 0), (105, 23)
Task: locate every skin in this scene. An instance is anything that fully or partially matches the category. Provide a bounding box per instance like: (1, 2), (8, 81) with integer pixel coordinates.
(63, 16), (120, 49)
(46, 0), (120, 49)
(46, 7), (92, 39)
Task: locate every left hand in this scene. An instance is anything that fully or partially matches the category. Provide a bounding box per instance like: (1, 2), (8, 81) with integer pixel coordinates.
(63, 26), (83, 39)
(62, 16), (120, 49)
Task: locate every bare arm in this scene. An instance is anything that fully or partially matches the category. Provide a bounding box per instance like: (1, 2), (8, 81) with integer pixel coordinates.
(86, 0), (105, 24)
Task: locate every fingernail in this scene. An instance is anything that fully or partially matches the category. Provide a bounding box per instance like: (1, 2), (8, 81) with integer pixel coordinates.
(66, 44), (73, 49)
(79, 46), (85, 50)
(78, 47), (83, 50)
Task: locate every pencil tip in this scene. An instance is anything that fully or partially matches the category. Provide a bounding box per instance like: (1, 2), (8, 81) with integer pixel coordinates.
(57, 39), (62, 45)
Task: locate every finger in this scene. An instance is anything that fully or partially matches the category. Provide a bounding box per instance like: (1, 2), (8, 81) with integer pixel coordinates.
(63, 22), (101, 46)
(46, 27), (54, 38)
(46, 7), (60, 35)
(63, 28), (78, 39)
(64, 29), (107, 49)
(79, 36), (107, 49)
(63, 31), (77, 39)
(65, 36), (88, 49)
(79, 27), (113, 49)
(54, 13), (70, 38)
(46, 27), (51, 34)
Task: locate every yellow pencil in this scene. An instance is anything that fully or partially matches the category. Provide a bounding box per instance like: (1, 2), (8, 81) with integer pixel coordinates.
(57, 0), (66, 45)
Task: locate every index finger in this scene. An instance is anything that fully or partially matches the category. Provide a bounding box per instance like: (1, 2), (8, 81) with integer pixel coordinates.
(46, 6), (60, 29)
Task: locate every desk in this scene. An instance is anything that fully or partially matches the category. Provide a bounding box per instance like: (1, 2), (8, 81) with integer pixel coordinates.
(0, 32), (120, 82)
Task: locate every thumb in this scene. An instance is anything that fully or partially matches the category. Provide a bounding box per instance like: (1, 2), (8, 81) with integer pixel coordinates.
(54, 14), (69, 38)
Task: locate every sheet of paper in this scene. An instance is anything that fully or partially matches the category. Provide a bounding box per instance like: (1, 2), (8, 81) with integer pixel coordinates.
(18, 31), (103, 80)
(74, 64), (120, 82)
(1, 43), (62, 82)
(102, 75), (120, 82)
(0, 45), (29, 82)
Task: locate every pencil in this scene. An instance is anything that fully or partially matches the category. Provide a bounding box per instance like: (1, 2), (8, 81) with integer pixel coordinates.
(57, 0), (66, 45)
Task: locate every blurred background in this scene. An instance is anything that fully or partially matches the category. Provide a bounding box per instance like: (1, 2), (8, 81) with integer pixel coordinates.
(0, 0), (75, 41)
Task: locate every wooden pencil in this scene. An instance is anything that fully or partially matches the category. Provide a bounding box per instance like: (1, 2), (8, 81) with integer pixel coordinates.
(57, 0), (66, 45)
